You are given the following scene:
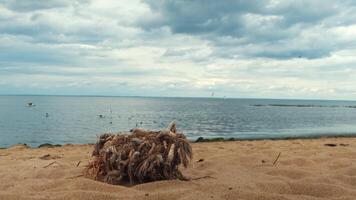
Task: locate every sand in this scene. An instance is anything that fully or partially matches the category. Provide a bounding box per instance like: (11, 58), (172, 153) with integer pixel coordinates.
(1, 138), (356, 200)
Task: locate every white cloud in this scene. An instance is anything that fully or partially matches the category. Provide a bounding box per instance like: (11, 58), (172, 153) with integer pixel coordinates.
(0, 0), (356, 99)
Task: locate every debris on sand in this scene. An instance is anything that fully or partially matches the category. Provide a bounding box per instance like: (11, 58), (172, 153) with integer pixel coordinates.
(43, 161), (61, 168)
(324, 143), (350, 147)
(84, 121), (193, 185)
(195, 137), (236, 142)
(39, 154), (62, 160)
(324, 143), (337, 147)
(38, 143), (62, 148)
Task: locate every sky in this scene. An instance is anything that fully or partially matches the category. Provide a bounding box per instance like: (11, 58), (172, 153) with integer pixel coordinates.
(1, 0), (356, 99)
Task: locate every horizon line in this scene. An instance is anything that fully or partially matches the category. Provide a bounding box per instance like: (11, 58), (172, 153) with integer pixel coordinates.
(0, 94), (355, 102)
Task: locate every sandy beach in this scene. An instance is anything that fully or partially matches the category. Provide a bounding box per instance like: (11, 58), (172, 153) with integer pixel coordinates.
(1, 138), (356, 200)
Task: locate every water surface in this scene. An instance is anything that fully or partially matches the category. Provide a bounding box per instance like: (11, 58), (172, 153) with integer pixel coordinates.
(1, 95), (356, 147)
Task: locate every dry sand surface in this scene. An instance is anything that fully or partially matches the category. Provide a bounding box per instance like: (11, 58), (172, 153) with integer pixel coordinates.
(1, 138), (356, 200)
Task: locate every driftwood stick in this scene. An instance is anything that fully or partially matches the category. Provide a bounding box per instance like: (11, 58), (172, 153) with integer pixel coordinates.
(192, 176), (216, 180)
(66, 174), (84, 179)
(273, 152), (281, 165)
(76, 161), (81, 167)
(43, 161), (58, 168)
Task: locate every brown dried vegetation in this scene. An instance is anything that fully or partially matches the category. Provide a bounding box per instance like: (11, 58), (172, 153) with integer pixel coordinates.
(84, 121), (192, 185)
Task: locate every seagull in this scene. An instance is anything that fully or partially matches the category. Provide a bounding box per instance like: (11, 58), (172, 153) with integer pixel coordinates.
(27, 102), (35, 107)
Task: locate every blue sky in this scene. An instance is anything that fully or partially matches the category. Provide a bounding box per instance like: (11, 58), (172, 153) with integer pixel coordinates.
(1, 0), (356, 99)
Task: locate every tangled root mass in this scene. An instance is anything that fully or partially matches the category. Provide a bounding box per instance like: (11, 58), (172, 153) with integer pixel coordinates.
(84, 121), (192, 185)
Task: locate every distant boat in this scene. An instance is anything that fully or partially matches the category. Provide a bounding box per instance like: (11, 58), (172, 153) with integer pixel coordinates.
(98, 114), (104, 118)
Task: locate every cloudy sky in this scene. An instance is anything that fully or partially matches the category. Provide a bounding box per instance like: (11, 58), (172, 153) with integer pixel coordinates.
(1, 0), (356, 99)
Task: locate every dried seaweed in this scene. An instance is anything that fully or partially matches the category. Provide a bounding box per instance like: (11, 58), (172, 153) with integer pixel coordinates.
(84, 121), (192, 185)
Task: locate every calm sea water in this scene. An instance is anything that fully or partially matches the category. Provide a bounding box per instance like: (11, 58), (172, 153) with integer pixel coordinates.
(1, 95), (356, 147)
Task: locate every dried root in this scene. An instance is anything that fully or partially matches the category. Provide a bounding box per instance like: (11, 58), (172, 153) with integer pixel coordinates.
(84, 121), (192, 185)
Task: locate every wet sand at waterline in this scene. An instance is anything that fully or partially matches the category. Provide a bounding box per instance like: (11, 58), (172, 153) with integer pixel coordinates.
(1, 138), (356, 200)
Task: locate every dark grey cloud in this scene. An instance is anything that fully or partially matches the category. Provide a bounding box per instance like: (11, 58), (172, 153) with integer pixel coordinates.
(0, 13), (113, 45)
(0, 0), (88, 12)
(270, 1), (338, 25)
(142, 0), (349, 34)
(252, 50), (329, 60)
(142, 0), (263, 36)
(140, 0), (356, 59)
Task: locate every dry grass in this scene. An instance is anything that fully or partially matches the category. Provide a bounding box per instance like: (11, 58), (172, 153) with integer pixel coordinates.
(84, 121), (192, 185)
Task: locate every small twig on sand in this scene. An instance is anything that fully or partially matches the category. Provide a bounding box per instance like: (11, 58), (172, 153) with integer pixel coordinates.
(192, 176), (216, 180)
(76, 161), (81, 167)
(66, 174), (84, 179)
(43, 161), (59, 168)
(273, 152), (281, 165)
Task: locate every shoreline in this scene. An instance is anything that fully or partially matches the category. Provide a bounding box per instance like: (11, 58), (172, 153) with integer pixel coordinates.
(3, 134), (356, 149)
(193, 133), (356, 142)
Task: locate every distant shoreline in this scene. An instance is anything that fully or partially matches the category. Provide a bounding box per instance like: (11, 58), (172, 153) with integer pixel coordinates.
(251, 104), (356, 108)
(1, 94), (356, 102)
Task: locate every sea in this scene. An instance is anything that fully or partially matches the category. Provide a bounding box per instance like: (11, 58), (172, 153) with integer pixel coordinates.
(1, 95), (356, 147)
